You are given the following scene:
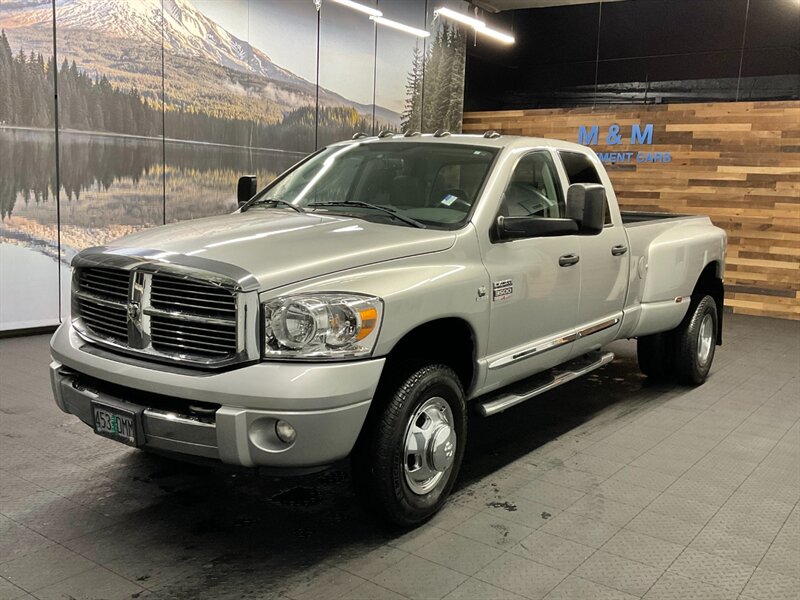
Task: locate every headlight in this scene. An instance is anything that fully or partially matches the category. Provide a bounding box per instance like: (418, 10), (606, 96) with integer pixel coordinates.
(262, 293), (382, 360)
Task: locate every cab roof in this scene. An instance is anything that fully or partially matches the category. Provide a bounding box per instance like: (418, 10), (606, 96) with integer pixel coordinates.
(332, 132), (591, 155)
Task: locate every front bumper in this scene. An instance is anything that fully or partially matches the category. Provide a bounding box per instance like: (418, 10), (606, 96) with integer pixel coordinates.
(49, 323), (385, 467)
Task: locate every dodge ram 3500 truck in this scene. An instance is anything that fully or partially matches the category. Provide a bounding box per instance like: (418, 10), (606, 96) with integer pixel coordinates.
(50, 133), (727, 526)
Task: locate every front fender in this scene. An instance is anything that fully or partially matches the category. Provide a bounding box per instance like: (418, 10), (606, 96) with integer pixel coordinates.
(258, 226), (491, 370)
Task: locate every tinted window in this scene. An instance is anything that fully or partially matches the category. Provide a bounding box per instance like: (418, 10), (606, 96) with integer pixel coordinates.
(499, 152), (564, 218)
(560, 151), (602, 184)
(559, 151), (612, 225)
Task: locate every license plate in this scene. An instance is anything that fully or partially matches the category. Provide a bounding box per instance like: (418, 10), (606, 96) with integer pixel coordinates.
(92, 402), (139, 447)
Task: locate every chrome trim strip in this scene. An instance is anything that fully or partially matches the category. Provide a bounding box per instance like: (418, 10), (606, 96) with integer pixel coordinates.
(487, 314), (621, 371)
(488, 331), (578, 370)
(74, 290), (127, 310)
(143, 307), (236, 327)
(576, 316), (621, 339)
(72, 246), (261, 292)
(479, 351), (615, 416)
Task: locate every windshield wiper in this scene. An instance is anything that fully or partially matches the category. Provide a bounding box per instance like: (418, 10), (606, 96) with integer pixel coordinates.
(242, 197), (305, 213)
(308, 201), (426, 229)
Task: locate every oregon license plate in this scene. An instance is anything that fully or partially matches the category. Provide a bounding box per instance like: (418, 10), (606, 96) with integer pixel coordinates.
(91, 402), (139, 446)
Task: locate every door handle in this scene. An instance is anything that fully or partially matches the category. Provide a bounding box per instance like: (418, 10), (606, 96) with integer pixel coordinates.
(611, 245), (628, 256)
(559, 254), (580, 267)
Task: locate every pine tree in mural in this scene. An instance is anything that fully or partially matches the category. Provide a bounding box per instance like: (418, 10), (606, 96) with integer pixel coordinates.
(400, 21), (466, 134)
(401, 45), (424, 133)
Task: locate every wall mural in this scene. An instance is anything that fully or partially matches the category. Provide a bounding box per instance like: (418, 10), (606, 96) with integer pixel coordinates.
(0, 0), (469, 331)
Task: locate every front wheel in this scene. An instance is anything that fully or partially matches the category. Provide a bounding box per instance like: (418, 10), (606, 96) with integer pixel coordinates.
(351, 364), (467, 527)
(672, 295), (718, 385)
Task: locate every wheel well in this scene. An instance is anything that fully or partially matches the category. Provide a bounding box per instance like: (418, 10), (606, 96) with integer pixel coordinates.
(693, 261), (724, 344)
(381, 318), (476, 393)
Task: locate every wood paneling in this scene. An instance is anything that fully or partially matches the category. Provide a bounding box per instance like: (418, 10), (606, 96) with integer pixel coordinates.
(464, 101), (800, 320)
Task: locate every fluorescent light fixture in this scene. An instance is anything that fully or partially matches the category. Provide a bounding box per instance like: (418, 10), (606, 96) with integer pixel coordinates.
(330, 0), (382, 18)
(476, 23), (515, 44)
(434, 6), (485, 29)
(434, 6), (515, 45)
(370, 16), (430, 38)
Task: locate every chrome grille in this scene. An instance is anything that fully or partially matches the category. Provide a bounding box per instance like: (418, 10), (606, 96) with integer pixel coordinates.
(73, 266), (242, 367)
(79, 268), (130, 302)
(76, 268), (130, 342)
(150, 273), (236, 319)
(151, 314), (237, 358)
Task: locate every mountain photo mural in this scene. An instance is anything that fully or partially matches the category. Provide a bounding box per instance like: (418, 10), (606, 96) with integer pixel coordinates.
(0, 0), (469, 330)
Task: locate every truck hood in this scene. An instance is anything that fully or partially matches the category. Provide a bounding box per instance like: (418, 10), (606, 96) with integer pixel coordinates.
(106, 210), (456, 292)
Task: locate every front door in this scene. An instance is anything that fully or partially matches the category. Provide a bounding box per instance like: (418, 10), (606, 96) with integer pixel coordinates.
(481, 150), (581, 392)
(557, 151), (629, 356)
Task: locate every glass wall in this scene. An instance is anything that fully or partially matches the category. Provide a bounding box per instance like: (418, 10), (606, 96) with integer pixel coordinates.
(0, 0), (470, 331)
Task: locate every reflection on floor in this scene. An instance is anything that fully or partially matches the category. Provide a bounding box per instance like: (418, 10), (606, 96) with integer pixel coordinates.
(0, 314), (798, 600)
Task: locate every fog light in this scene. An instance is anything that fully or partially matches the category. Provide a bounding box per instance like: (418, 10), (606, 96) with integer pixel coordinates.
(275, 420), (296, 445)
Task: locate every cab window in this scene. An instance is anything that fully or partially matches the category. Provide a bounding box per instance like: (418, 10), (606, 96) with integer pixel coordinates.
(559, 151), (612, 225)
(498, 151), (564, 219)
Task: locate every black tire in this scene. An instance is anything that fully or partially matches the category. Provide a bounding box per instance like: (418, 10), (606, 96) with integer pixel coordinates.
(351, 364), (467, 527)
(637, 332), (673, 380)
(672, 295), (718, 385)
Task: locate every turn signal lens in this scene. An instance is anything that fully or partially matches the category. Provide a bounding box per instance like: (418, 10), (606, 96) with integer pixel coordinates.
(357, 307), (378, 340)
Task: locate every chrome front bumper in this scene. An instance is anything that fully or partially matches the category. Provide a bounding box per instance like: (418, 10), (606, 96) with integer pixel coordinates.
(50, 323), (385, 468)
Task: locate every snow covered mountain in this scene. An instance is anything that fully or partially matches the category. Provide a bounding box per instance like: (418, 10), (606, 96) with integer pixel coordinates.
(1, 0), (400, 124)
(7, 0), (305, 85)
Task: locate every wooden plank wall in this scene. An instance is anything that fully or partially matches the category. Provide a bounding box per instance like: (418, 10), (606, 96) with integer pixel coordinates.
(463, 101), (800, 320)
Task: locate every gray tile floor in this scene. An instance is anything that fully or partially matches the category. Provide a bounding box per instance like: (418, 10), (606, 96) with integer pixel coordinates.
(0, 314), (798, 600)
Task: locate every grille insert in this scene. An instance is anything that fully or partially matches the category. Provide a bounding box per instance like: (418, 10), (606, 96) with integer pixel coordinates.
(151, 273), (236, 319)
(79, 268), (130, 302)
(77, 298), (128, 342)
(76, 268), (130, 342)
(151, 314), (237, 358)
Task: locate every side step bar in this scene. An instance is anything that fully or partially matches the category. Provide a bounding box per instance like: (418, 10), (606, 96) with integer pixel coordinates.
(476, 351), (615, 417)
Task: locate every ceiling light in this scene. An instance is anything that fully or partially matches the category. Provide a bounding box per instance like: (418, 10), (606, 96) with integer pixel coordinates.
(434, 6), (515, 45)
(433, 7), (485, 29)
(330, 0), (382, 18)
(370, 16), (430, 38)
(476, 24), (515, 44)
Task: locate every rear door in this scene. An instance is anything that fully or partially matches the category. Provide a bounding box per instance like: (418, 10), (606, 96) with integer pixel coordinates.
(481, 150), (581, 391)
(557, 151), (629, 356)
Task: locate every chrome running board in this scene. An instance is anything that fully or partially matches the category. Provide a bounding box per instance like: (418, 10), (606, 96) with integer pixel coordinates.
(476, 351), (615, 417)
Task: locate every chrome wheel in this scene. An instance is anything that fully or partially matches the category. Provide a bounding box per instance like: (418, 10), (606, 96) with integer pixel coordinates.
(403, 397), (457, 495)
(697, 313), (714, 367)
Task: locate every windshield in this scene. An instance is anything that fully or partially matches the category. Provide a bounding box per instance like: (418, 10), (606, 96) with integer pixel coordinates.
(246, 141), (498, 229)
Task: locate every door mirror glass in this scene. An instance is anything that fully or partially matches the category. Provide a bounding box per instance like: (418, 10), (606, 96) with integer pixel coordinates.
(497, 216), (578, 240)
(237, 175), (257, 207)
(566, 183), (606, 235)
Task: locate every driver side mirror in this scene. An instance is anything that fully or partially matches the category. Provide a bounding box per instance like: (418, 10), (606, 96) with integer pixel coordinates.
(566, 183), (606, 235)
(237, 175), (257, 207)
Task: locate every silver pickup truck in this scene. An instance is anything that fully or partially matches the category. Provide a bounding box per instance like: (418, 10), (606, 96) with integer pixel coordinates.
(50, 133), (726, 525)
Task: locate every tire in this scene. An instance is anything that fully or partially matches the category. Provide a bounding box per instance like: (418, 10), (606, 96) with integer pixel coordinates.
(672, 295), (718, 385)
(351, 364), (467, 527)
(637, 332), (673, 380)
